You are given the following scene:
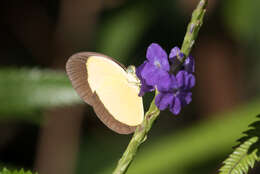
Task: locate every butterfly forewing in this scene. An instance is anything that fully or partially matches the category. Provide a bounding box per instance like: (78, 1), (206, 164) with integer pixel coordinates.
(66, 52), (144, 134)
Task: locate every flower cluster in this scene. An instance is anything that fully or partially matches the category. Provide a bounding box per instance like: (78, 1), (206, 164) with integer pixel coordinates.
(136, 43), (195, 115)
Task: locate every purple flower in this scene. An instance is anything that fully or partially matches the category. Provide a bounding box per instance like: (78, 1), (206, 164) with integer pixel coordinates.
(183, 56), (195, 73)
(176, 70), (196, 90)
(136, 43), (196, 115)
(136, 61), (154, 96)
(169, 46), (195, 73)
(140, 43), (172, 91)
(169, 46), (185, 62)
(155, 71), (195, 115)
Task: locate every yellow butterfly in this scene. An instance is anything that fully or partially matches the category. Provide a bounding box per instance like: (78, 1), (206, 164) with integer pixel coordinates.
(66, 52), (144, 134)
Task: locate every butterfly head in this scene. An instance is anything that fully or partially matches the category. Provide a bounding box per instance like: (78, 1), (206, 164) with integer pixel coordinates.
(126, 65), (141, 88)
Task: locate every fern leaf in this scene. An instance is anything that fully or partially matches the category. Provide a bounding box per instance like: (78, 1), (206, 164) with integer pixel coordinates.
(219, 137), (259, 174)
(219, 115), (260, 174)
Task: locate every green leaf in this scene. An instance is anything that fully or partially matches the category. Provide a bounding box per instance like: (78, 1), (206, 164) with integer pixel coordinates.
(219, 115), (260, 174)
(219, 137), (259, 174)
(0, 168), (36, 174)
(0, 68), (81, 122)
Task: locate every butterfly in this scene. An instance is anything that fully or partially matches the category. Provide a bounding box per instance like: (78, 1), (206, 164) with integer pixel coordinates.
(66, 52), (144, 134)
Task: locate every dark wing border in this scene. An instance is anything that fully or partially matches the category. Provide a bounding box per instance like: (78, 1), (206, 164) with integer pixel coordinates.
(66, 52), (136, 134)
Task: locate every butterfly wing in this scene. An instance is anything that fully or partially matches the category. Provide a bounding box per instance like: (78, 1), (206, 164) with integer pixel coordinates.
(66, 52), (144, 134)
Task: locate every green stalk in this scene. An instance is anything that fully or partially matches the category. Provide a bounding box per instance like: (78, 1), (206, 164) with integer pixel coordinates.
(180, 0), (207, 60)
(112, 95), (160, 174)
(112, 1), (208, 174)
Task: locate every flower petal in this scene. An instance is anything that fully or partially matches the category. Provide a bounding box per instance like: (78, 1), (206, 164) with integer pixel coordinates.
(169, 46), (184, 63)
(184, 92), (192, 105)
(177, 91), (192, 105)
(170, 97), (181, 115)
(146, 43), (170, 71)
(170, 74), (178, 89)
(169, 46), (180, 59)
(176, 71), (195, 90)
(155, 92), (174, 110)
(186, 74), (196, 89)
(136, 61), (155, 96)
(138, 83), (154, 96)
(141, 63), (171, 89)
(156, 71), (172, 92)
(136, 61), (148, 80)
(141, 62), (157, 85)
(184, 56), (195, 73)
(157, 73), (179, 92)
(176, 70), (188, 89)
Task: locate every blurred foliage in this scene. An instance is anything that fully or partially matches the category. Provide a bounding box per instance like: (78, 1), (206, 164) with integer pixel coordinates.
(222, 0), (260, 96)
(90, 100), (260, 174)
(223, 0), (260, 43)
(96, 2), (153, 64)
(0, 68), (81, 122)
(0, 168), (36, 174)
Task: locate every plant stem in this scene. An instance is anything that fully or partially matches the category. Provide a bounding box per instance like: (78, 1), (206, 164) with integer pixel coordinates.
(112, 96), (160, 174)
(112, 1), (208, 174)
(180, 0), (208, 60)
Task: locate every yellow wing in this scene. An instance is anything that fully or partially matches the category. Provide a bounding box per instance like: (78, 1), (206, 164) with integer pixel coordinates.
(87, 56), (144, 126)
